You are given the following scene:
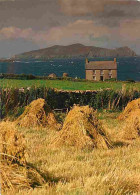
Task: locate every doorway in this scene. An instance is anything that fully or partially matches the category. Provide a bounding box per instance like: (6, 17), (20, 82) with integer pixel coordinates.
(100, 76), (103, 81)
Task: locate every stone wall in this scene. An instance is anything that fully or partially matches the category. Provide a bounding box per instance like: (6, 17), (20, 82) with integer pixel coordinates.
(112, 70), (117, 79)
(86, 70), (93, 80)
(86, 69), (117, 81)
(103, 70), (109, 80)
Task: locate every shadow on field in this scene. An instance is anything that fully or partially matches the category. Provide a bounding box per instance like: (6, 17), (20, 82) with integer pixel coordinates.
(27, 162), (64, 188)
(113, 141), (130, 147)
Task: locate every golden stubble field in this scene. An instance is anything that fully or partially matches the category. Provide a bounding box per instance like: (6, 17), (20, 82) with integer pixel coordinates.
(1, 98), (140, 195)
(14, 111), (140, 195)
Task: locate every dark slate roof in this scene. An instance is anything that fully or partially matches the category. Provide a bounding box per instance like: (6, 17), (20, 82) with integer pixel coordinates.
(85, 61), (117, 70)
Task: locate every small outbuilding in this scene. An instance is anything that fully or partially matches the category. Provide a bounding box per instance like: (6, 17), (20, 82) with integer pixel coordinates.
(63, 73), (69, 77)
(48, 73), (57, 78)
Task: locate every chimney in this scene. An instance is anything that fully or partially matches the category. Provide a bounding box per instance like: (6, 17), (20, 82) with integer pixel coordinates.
(114, 58), (116, 63)
(85, 58), (89, 64)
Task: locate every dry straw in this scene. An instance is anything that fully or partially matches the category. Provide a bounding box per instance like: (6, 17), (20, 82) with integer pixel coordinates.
(118, 98), (140, 140)
(51, 105), (112, 149)
(0, 121), (45, 193)
(122, 109), (140, 140)
(15, 98), (60, 129)
(118, 98), (140, 120)
(0, 121), (26, 165)
(0, 163), (31, 192)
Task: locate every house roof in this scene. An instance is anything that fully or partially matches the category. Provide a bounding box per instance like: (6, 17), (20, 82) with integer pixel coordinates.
(85, 61), (117, 70)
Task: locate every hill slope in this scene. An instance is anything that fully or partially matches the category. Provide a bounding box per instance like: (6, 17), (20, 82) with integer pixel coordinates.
(13, 44), (137, 59)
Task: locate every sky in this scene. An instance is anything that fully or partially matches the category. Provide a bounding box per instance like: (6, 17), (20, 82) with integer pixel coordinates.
(0, 0), (140, 58)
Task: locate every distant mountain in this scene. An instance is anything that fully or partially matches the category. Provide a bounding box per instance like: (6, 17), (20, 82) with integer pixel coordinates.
(13, 44), (137, 60)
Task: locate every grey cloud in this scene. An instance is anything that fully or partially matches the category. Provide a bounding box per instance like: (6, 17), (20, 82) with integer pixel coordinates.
(0, 0), (66, 30)
(0, 0), (15, 1)
(59, 0), (140, 26)
(89, 34), (110, 43)
(59, 0), (140, 16)
(0, 0), (139, 55)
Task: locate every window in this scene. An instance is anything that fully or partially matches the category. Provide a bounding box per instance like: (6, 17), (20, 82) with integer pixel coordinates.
(100, 70), (104, 75)
(93, 70), (96, 75)
(93, 76), (96, 81)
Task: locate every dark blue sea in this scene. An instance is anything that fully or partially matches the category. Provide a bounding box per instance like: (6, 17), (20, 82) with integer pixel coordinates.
(0, 57), (140, 81)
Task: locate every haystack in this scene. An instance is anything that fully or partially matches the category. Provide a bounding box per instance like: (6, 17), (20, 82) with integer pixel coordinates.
(0, 163), (31, 192)
(118, 98), (140, 140)
(0, 163), (46, 193)
(118, 98), (140, 120)
(122, 109), (140, 140)
(15, 98), (59, 129)
(51, 105), (111, 149)
(0, 121), (26, 164)
(0, 121), (45, 193)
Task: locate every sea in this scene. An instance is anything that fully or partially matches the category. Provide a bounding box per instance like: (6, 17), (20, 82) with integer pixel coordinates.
(0, 57), (140, 81)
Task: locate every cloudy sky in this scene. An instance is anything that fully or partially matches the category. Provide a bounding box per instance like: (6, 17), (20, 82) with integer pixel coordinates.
(0, 0), (140, 57)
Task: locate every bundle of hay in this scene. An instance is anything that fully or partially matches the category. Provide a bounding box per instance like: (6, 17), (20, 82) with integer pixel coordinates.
(118, 98), (140, 140)
(122, 109), (140, 140)
(0, 121), (26, 164)
(0, 163), (31, 192)
(51, 105), (111, 149)
(0, 121), (45, 193)
(118, 98), (140, 120)
(0, 163), (46, 193)
(15, 98), (59, 129)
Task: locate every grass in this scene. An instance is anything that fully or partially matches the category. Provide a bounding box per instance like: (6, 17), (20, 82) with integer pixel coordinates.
(10, 111), (140, 195)
(0, 79), (140, 91)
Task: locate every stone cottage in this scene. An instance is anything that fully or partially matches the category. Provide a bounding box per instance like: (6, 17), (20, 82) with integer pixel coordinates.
(85, 58), (117, 81)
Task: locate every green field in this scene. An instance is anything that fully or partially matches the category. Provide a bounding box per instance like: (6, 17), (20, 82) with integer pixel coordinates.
(0, 79), (140, 91)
